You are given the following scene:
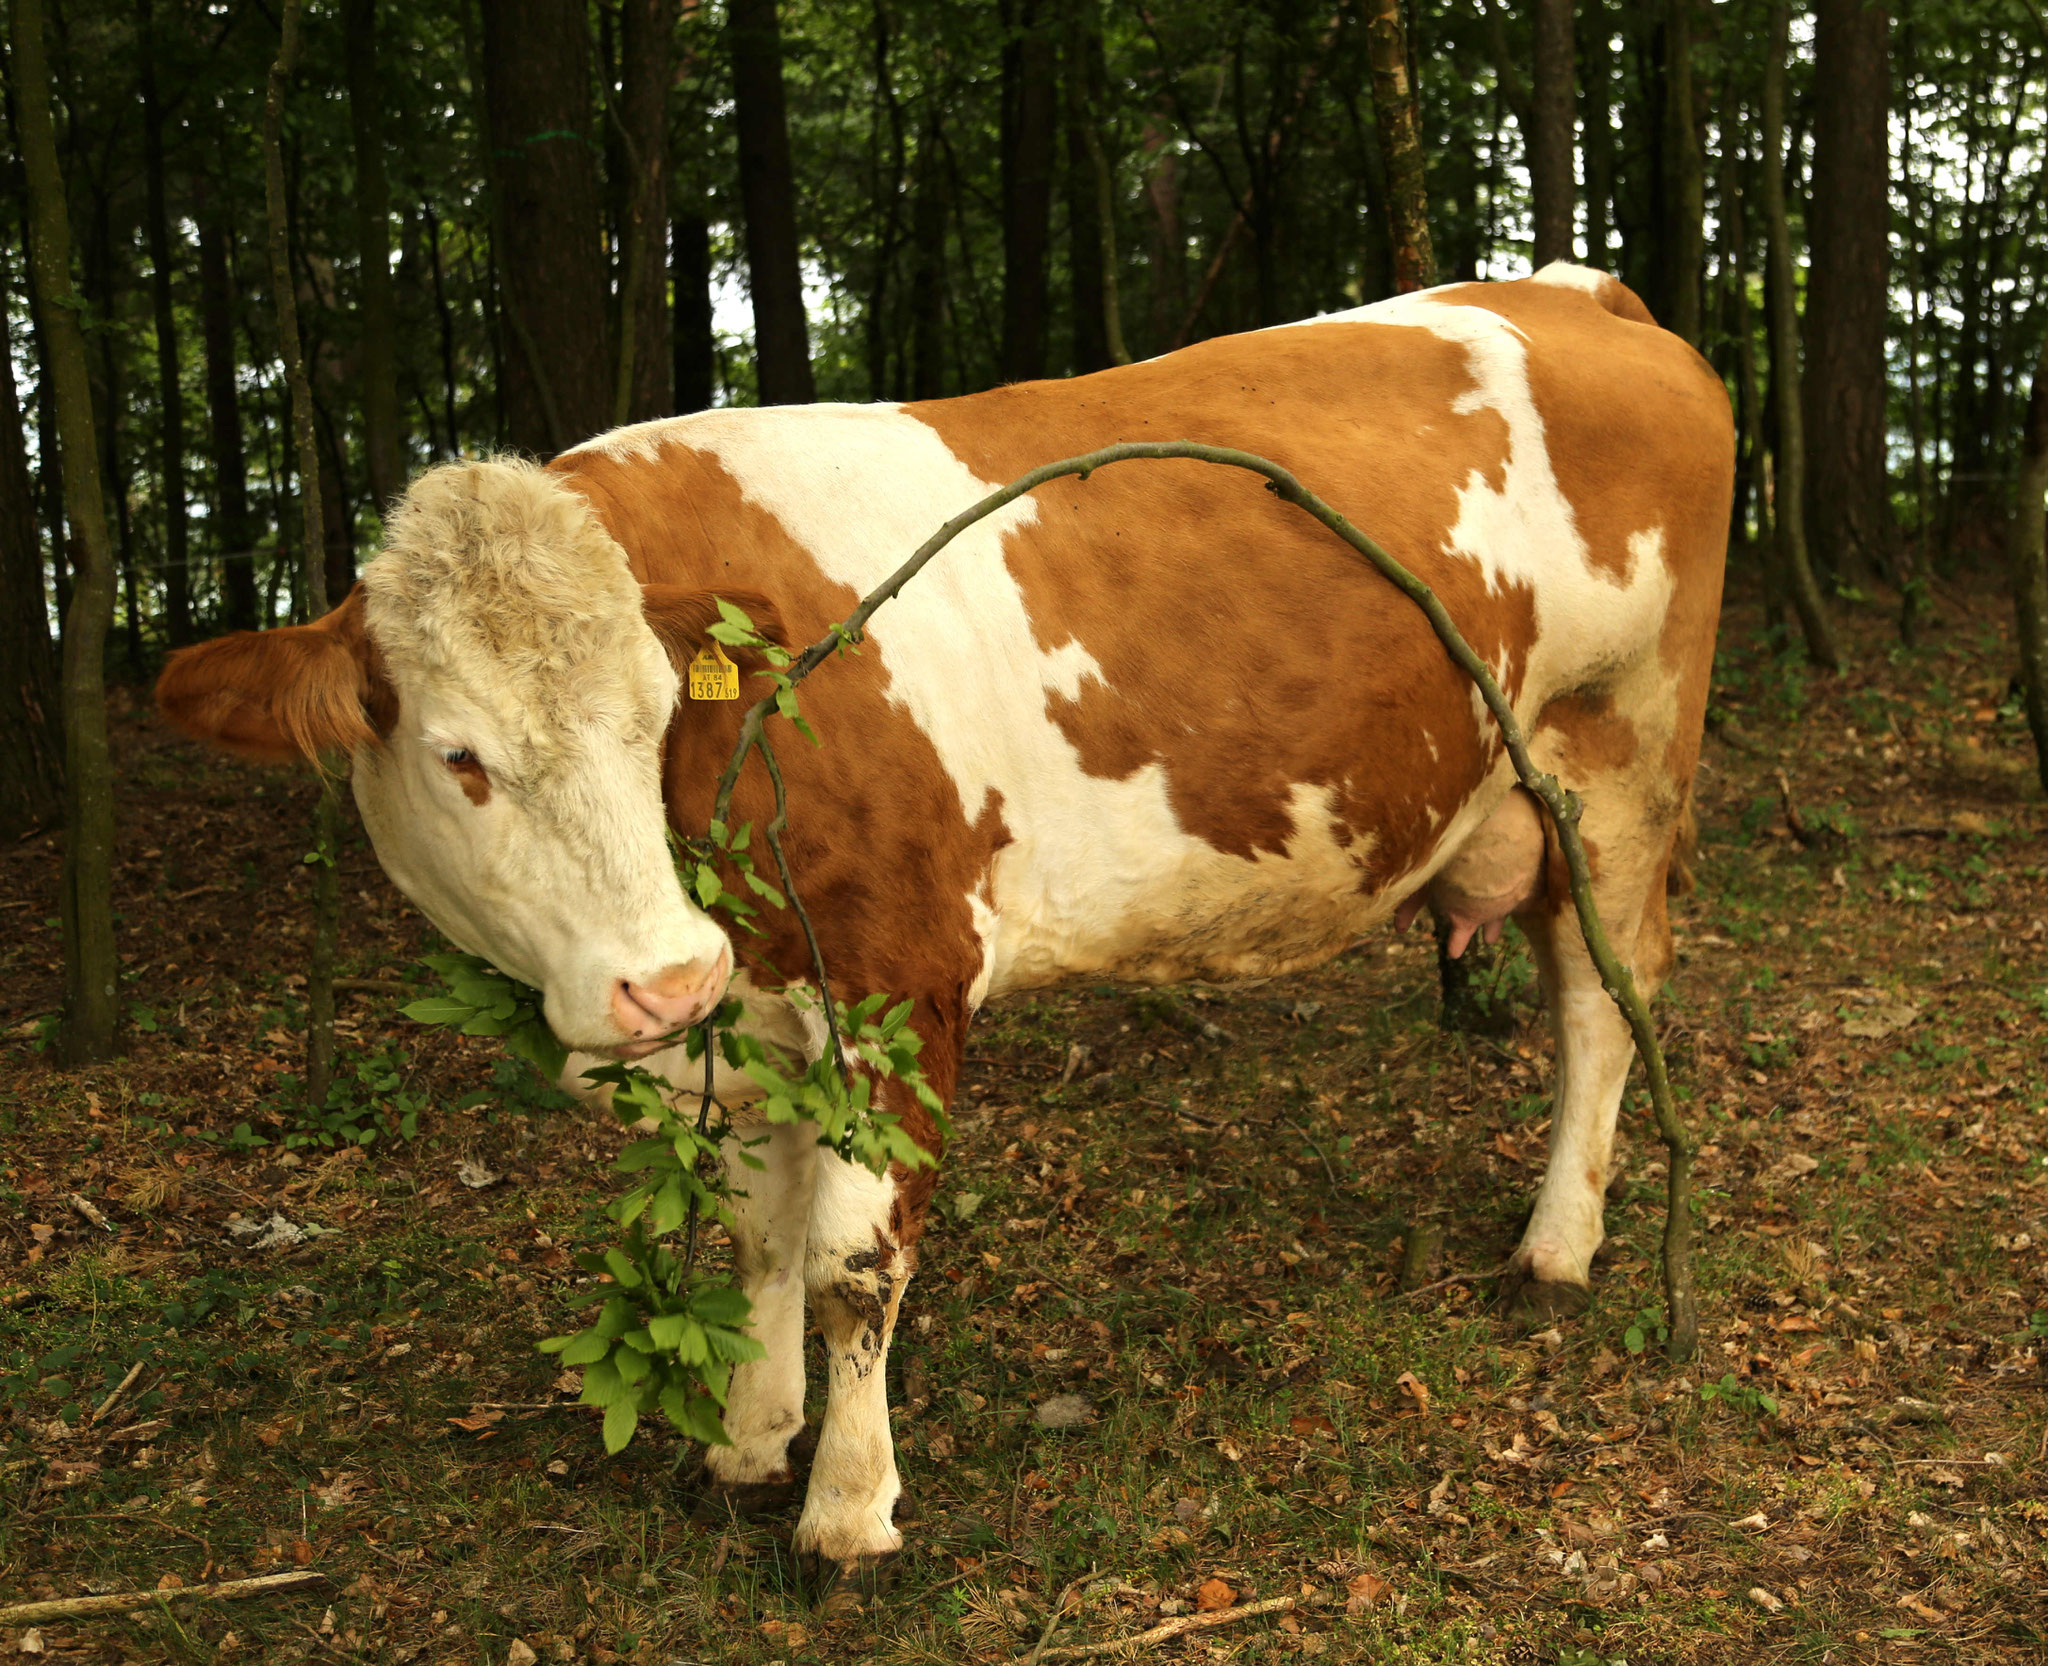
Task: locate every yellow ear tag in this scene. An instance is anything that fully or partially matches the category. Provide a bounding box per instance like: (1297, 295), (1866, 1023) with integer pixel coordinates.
(687, 641), (739, 701)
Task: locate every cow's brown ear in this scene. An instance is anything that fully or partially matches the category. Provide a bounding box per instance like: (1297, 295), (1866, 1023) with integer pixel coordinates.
(640, 585), (790, 676)
(156, 587), (391, 764)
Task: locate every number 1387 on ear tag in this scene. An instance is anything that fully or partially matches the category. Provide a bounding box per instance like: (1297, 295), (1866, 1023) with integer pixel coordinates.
(687, 642), (739, 701)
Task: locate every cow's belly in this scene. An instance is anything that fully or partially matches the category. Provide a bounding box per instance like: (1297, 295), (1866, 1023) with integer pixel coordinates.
(977, 779), (1396, 996)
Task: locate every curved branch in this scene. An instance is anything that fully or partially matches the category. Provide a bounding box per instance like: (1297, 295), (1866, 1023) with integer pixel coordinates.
(709, 440), (1700, 1361)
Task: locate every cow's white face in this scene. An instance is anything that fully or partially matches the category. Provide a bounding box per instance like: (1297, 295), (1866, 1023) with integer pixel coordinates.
(350, 458), (732, 1057)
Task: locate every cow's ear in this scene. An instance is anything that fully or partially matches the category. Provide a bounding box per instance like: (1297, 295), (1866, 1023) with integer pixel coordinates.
(640, 585), (790, 675)
(156, 587), (393, 764)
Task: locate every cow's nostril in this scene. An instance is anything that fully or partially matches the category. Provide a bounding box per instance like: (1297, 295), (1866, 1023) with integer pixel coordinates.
(610, 951), (730, 1041)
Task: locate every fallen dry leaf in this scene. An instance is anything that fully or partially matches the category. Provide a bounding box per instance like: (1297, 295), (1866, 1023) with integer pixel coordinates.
(1396, 1371), (1431, 1414)
(1195, 1577), (1238, 1611)
(1345, 1572), (1389, 1614)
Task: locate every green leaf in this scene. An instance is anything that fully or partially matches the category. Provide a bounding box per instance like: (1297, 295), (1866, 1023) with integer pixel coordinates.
(602, 1400), (639, 1454)
(400, 996), (475, 1026)
(689, 1284), (752, 1328)
(556, 1329), (611, 1366)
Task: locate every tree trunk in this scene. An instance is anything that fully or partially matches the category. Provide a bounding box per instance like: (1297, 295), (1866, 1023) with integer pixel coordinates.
(1804, 0), (1892, 587)
(482, 0), (613, 449)
(1761, 0), (1839, 671)
(1577, 0), (1614, 269)
(265, 0), (342, 1106)
(1141, 117), (1185, 349)
(2010, 326), (2048, 795)
(617, 0), (677, 423)
(343, 0), (404, 512)
(1064, 5), (1108, 375)
(1659, 0), (1702, 342)
(1000, 0), (1057, 381)
(196, 194), (256, 632)
(1366, 0), (1435, 292)
(138, 0), (190, 647)
(908, 107), (949, 399)
(14, 0), (121, 1063)
(671, 211), (716, 414)
(728, 0), (815, 404)
(0, 291), (63, 839)
(1530, 0), (1575, 267)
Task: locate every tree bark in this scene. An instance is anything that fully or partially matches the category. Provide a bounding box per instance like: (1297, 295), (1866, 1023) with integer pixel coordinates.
(138, 0), (190, 646)
(0, 289), (63, 839)
(196, 192), (256, 632)
(1577, 0), (1614, 269)
(2010, 326), (2048, 795)
(1761, 0), (1840, 671)
(482, 0), (613, 448)
(728, 0), (815, 404)
(617, 0), (677, 423)
(908, 107), (949, 399)
(1529, 0), (1575, 267)
(1000, 0), (1058, 381)
(14, 0), (121, 1062)
(343, 0), (403, 512)
(1366, 0), (1435, 292)
(671, 211), (715, 414)
(1804, 0), (1892, 587)
(1659, 0), (1702, 342)
(1064, 5), (1108, 375)
(265, 0), (342, 1105)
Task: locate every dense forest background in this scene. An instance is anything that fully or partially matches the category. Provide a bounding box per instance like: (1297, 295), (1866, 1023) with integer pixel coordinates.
(4, 0), (2048, 835)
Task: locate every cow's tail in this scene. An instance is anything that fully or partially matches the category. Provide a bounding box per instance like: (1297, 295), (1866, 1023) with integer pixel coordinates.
(1665, 793), (1699, 896)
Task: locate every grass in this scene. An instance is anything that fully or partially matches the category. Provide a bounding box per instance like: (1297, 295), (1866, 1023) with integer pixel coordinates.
(3, 582), (2047, 1663)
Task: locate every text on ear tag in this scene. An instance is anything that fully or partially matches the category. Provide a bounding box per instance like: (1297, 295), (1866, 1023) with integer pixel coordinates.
(687, 642), (739, 701)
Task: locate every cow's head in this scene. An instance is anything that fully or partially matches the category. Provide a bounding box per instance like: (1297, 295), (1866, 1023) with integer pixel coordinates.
(158, 458), (754, 1060)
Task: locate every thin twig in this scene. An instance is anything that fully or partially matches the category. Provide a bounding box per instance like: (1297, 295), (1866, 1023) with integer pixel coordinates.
(1276, 1114), (1339, 1189)
(1028, 1595), (1297, 1661)
(89, 1360), (147, 1426)
(0, 1569), (328, 1625)
(1399, 1261), (1513, 1301)
(1022, 1570), (1094, 1666)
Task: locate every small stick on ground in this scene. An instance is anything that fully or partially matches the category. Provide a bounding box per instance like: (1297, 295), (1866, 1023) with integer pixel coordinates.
(1278, 1114), (1340, 1189)
(0, 1569), (328, 1625)
(1022, 1570), (1094, 1666)
(1396, 1222), (1446, 1292)
(1399, 1260), (1512, 1301)
(88, 1359), (146, 1426)
(1027, 1595), (1297, 1661)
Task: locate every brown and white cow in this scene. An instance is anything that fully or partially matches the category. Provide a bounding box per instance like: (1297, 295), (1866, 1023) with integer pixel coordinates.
(159, 265), (1730, 1578)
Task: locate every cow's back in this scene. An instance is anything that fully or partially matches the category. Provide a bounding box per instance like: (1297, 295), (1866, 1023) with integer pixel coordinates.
(563, 267), (1731, 998)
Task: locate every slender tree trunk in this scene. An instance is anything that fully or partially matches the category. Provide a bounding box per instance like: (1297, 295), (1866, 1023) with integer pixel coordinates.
(1000, 0), (1057, 381)
(1141, 116), (1185, 348)
(482, 0), (613, 448)
(1804, 0), (1892, 587)
(2010, 326), (2048, 794)
(424, 207), (464, 452)
(138, 0), (190, 647)
(1761, 0), (1839, 671)
(197, 194), (256, 632)
(1064, 4), (1108, 375)
(1577, 0), (1614, 269)
(728, 0), (815, 404)
(265, 0), (342, 1106)
(1530, 0), (1575, 266)
(618, 0), (677, 422)
(1366, 0), (1435, 291)
(908, 107), (948, 399)
(14, 0), (120, 1063)
(1659, 0), (1702, 342)
(0, 293), (63, 839)
(343, 0), (403, 512)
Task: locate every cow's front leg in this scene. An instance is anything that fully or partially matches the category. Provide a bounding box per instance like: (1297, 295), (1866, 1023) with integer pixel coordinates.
(700, 1115), (819, 1501)
(793, 1149), (913, 1578)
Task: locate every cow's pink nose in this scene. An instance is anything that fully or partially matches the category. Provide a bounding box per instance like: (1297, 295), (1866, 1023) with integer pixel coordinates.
(610, 950), (729, 1041)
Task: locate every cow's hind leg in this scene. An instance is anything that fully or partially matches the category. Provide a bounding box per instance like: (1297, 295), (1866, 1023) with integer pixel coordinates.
(1506, 763), (1683, 1318)
(792, 1148), (916, 1583)
(698, 1115), (819, 1506)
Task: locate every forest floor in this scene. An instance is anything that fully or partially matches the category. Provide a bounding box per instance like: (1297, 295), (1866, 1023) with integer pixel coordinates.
(1, 576), (2046, 1666)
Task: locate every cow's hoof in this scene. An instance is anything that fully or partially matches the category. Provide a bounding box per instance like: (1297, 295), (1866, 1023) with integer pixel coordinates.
(798, 1547), (901, 1611)
(1499, 1270), (1591, 1325)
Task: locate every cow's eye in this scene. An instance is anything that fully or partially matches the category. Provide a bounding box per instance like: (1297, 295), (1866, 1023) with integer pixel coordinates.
(440, 747), (485, 777)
